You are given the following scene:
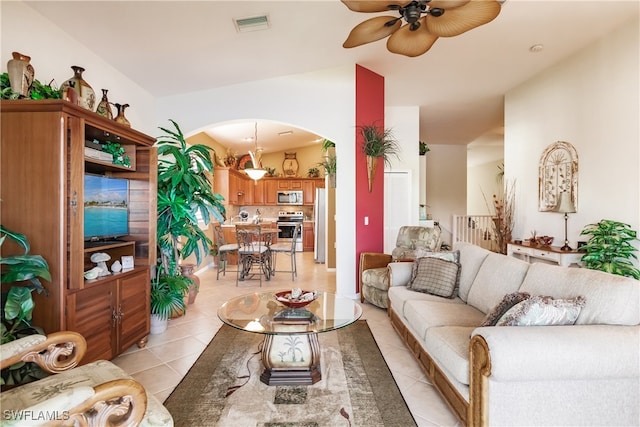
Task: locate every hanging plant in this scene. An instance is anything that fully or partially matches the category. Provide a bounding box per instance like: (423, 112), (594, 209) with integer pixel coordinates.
(359, 124), (400, 192)
(580, 220), (640, 279)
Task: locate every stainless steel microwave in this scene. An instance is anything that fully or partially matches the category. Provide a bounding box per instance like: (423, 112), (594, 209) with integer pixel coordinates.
(277, 190), (303, 205)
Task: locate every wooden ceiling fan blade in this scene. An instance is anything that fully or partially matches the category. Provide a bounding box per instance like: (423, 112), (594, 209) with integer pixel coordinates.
(425, 0), (501, 37)
(387, 20), (439, 57)
(428, 0), (471, 9)
(343, 16), (402, 48)
(341, 0), (409, 13)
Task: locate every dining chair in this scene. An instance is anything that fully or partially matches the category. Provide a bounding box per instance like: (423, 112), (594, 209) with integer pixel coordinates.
(269, 223), (300, 281)
(235, 224), (272, 286)
(212, 223), (239, 280)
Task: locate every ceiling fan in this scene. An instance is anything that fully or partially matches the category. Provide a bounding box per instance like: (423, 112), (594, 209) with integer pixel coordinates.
(342, 0), (502, 57)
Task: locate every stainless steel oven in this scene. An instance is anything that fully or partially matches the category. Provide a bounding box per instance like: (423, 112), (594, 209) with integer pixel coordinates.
(276, 210), (303, 252)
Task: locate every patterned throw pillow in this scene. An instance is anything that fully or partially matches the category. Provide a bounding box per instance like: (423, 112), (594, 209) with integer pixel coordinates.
(496, 295), (586, 326)
(480, 292), (532, 327)
(408, 257), (461, 298)
(410, 250), (461, 295)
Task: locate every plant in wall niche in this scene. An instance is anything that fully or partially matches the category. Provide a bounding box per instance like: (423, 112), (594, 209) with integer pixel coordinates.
(321, 139), (335, 151)
(579, 220), (640, 279)
(102, 141), (131, 167)
(318, 154), (337, 188)
(419, 141), (430, 155)
(359, 124), (400, 192)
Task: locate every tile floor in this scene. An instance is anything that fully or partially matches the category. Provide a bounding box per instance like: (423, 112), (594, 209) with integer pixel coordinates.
(112, 252), (460, 426)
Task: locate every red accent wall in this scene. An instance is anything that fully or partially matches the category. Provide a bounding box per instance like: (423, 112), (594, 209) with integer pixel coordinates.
(355, 65), (385, 292)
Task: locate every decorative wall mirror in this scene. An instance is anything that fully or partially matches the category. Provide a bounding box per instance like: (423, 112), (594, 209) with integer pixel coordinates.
(538, 141), (578, 212)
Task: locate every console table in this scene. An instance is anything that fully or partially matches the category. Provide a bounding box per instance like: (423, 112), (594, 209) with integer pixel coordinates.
(507, 242), (583, 267)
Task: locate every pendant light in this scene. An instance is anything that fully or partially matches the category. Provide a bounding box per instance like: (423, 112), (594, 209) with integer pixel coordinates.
(244, 122), (267, 183)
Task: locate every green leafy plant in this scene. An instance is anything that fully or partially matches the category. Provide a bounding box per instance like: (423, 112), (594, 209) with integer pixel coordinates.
(359, 124), (400, 167)
(265, 167), (276, 177)
(156, 119), (226, 277)
(419, 141), (430, 155)
(321, 139), (335, 151)
(580, 220), (640, 279)
(1, 73), (61, 100)
(102, 141), (131, 167)
(150, 273), (192, 320)
(1, 225), (51, 386)
(318, 154), (337, 175)
(307, 167), (320, 178)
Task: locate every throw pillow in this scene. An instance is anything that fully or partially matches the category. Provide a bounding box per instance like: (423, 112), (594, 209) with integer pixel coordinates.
(408, 256), (461, 298)
(410, 250), (461, 293)
(480, 291), (531, 327)
(496, 295), (586, 326)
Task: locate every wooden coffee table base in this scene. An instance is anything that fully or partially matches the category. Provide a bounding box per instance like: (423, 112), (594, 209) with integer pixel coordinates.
(260, 332), (321, 386)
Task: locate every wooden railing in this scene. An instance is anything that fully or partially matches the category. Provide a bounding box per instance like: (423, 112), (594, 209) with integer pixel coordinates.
(452, 215), (498, 252)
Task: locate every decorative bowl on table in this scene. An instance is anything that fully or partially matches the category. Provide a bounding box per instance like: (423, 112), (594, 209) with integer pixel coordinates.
(536, 236), (554, 246)
(275, 289), (318, 308)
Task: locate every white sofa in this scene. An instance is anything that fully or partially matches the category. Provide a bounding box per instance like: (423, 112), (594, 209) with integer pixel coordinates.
(388, 242), (640, 426)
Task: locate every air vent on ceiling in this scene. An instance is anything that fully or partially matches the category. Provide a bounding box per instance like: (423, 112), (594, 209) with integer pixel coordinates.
(234, 15), (270, 33)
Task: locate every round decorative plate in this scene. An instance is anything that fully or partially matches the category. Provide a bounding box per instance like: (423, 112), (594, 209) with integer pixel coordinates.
(275, 290), (318, 308)
(238, 154), (252, 170)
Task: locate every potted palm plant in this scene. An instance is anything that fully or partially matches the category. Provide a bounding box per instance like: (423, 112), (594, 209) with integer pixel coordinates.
(359, 124), (400, 191)
(580, 219), (640, 279)
(153, 119), (225, 324)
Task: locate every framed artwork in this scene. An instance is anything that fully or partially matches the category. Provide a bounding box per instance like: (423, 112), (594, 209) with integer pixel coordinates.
(538, 141), (578, 212)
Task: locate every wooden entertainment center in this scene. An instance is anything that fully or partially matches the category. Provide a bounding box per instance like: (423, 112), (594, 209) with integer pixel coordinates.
(1, 100), (157, 363)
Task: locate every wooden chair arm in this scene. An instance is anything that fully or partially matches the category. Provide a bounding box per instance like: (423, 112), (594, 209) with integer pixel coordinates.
(42, 379), (148, 427)
(359, 252), (393, 273)
(1, 331), (87, 374)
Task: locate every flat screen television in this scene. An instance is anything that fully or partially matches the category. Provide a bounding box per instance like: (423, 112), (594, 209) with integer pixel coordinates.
(84, 174), (129, 241)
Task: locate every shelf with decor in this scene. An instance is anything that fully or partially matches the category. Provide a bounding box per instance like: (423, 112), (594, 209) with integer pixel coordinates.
(0, 99), (156, 362)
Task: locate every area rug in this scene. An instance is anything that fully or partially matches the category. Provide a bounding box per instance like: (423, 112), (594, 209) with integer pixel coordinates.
(164, 320), (416, 427)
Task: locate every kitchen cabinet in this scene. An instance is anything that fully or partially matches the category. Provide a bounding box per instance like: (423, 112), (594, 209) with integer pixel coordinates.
(253, 180), (266, 205)
(1, 100), (155, 360)
(302, 180), (315, 205)
(265, 180), (279, 205)
(303, 222), (315, 252)
(278, 179), (303, 190)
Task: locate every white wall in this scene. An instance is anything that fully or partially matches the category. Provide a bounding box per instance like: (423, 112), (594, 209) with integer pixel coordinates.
(1, 2), (156, 135)
(386, 105), (420, 225)
(505, 18), (639, 251)
(468, 159), (503, 215)
(154, 67), (358, 297)
(426, 144), (467, 246)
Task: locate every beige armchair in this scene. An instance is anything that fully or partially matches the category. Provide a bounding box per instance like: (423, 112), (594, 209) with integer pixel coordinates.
(0, 331), (173, 426)
(360, 225), (441, 308)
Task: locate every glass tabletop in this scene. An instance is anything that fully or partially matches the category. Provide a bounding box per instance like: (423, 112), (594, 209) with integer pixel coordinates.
(217, 291), (362, 335)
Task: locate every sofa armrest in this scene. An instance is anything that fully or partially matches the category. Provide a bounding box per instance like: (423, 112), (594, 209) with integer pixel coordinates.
(0, 331), (87, 374)
(388, 262), (414, 287)
(472, 325), (640, 381)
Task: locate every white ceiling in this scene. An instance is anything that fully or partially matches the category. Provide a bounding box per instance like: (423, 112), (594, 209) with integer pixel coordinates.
(24, 1), (639, 157)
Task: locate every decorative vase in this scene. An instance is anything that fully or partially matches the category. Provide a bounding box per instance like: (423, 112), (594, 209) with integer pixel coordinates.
(114, 103), (131, 127)
(7, 52), (34, 98)
(366, 155), (378, 192)
(181, 263), (200, 305)
(95, 89), (113, 119)
(60, 66), (96, 111)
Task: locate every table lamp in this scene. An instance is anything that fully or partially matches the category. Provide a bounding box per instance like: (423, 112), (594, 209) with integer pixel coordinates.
(555, 191), (576, 251)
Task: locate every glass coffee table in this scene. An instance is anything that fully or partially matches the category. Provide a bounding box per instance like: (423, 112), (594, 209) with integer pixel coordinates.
(218, 291), (362, 386)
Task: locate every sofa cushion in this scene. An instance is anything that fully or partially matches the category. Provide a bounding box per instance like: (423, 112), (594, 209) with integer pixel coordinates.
(408, 257), (461, 298)
(466, 253), (530, 314)
(453, 242), (492, 302)
(361, 266), (389, 291)
(480, 291), (531, 327)
(424, 326), (476, 385)
(496, 295), (586, 326)
(388, 286), (464, 318)
(519, 262), (640, 325)
(404, 300), (485, 341)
